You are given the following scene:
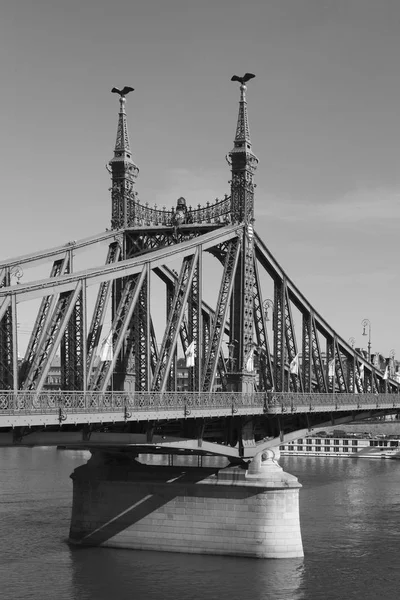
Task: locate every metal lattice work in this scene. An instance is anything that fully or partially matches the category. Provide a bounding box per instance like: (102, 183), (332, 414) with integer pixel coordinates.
(20, 257), (70, 386)
(202, 237), (241, 391)
(302, 312), (312, 393)
(86, 242), (121, 384)
(152, 252), (198, 392)
(61, 289), (84, 390)
(0, 270), (13, 390)
(90, 270), (146, 392)
(132, 271), (150, 391)
(253, 259), (274, 391)
(22, 283), (83, 392)
(113, 194), (231, 230)
(273, 278), (285, 392)
(284, 286), (302, 392)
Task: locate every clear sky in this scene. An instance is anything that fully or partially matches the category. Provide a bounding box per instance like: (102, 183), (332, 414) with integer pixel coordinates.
(2, 0), (399, 357)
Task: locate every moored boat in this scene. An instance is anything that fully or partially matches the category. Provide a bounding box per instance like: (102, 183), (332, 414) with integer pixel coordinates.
(280, 432), (400, 459)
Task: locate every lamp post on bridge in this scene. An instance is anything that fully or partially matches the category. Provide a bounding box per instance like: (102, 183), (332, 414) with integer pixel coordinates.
(263, 299), (274, 330)
(227, 341), (237, 372)
(348, 337), (355, 349)
(389, 349), (396, 378)
(361, 319), (372, 363)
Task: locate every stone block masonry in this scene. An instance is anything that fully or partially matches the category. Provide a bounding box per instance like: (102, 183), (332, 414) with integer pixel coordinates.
(69, 449), (303, 559)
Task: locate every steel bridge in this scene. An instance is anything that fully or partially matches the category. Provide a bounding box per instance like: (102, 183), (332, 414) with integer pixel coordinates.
(0, 78), (399, 460)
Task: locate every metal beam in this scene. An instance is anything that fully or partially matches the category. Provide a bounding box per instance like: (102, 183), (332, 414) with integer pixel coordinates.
(33, 281), (84, 393)
(0, 226), (239, 302)
(152, 250), (199, 392)
(202, 237), (240, 391)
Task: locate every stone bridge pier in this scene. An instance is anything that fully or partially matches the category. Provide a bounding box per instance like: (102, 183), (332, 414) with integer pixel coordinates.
(69, 449), (303, 559)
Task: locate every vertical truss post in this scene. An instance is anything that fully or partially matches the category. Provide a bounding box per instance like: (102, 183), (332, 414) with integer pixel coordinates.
(149, 319), (158, 375)
(11, 294), (18, 392)
(81, 281), (87, 392)
(202, 238), (240, 391)
(228, 228), (256, 391)
(0, 269), (13, 390)
(145, 263), (151, 390)
(196, 247), (203, 391)
(130, 270), (150, 392)
(274, 277), (285, 392)
(19, 257), (70, 386)
(203, 316), (210, 376)
(119, 276), (137, 392)
(311, 319), (327, 392)
(187, 247), (202, 391)
(86, 242), (121, 385)
(326, 336), (335, 393)
(166, 280), (176, 392)
(61, 286), (84, 390)
(302, 311), (312, 392)
(284, 288), (302, 392)
(334, 340), (348, 393)
(253, 258), (274, 391)
(99, 268), (147, 393)
(348, 352), (355, 392)
(30, 281), (84, 393)
(152, 251), (198, 392)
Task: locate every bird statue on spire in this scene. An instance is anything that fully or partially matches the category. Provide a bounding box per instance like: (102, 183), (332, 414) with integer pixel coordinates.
(111, 86), (134, 97)
(231, 73), (255, 85)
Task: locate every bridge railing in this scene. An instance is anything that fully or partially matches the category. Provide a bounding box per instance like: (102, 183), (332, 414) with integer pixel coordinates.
(117, 194), (232, 228)
(267, 391), (400, 412)
(0, 391), (399, 418)
(0, 391), (265, 415)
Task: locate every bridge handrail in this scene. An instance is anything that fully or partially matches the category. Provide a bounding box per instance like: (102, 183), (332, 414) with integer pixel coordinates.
(0, 390), (399, 416)
(0, 391), (264, 414)
(266, 391), (400, 410)
(123, 195), (232, 227)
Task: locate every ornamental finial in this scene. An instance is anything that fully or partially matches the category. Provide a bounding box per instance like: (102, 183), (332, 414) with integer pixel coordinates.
(231, 73), (255, 146)
(111, 86), (135, 155)
(109, 86), (139, 229)
(228, 73), (258, 174)
(231, 73), (255, 85)
(111, 86), (135, 97)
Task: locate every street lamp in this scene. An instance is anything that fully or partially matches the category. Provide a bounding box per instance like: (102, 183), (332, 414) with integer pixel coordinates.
(263, 299), (274, 328)
(348, 337), (355, 348)
(361, 319), (371, 363)
(389, 349), (396, 378)
(227, 340), (237, 372)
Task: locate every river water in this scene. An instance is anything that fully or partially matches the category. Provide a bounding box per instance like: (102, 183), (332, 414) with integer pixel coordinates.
(0, 447), (399, 600)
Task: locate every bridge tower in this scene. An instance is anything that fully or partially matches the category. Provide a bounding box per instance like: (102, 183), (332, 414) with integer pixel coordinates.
(227, 77), (259, 393)
(104, 79), (262, 395)
(108, 91), (143, 392)
(109, 92), (139, 230)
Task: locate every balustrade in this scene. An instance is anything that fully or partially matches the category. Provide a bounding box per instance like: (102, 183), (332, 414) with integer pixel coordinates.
(122, 194), (232, 227)
(0, 390), (398, 418)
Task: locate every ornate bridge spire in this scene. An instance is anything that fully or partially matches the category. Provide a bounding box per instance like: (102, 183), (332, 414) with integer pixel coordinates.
(227, 73), (258, 393)
(109, 87), (139, 229)
(233, 78), (252, 149)
(228, 74), (258, 224)
(114, 95), (132, 154)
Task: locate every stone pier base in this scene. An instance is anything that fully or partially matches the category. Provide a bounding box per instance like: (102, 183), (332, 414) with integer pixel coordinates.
(69, 449), (303, 558)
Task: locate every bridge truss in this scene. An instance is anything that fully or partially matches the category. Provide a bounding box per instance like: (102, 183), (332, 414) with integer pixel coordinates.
(0, 80), (398, 457)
